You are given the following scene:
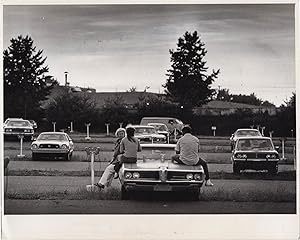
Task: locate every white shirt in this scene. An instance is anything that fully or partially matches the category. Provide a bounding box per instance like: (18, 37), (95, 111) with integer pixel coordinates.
(175, 133), (200, 165)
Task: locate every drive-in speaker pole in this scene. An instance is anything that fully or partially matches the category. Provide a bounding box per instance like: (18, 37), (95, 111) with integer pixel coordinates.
(119, 122), (123, 128)
(85, 147), (101, 192)
(70, 121), (74, 133)
(280, 137), (287, 161)
(17, 134), (25, 158)
(52, 122), (56, 132)
(105, 123), (110, 136)
(211, 126), (217, 137)
(85, 123), (91, 140)
(261, 126), (265, 136)
(269, 131), (274, 138)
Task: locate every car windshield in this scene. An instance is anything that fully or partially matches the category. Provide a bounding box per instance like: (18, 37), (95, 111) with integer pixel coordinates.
(135, 128), (156, 134)
(138, 146), (175, 160)
(150, 124), (168, 131)
(236, 130), (261, 137)
(38, 134), (67, 141)
(237, 139), (273, 150)
(7, 120), (31, 127)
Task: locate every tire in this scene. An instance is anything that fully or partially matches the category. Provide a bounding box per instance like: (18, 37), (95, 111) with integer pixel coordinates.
(121, 185), (130, 200)
(233, 163), (240, 174)
(190, 188), (201, 201)
(64, 153), (71, 161)
(268, 164), (278, 175)
(32, 153), (39, 161)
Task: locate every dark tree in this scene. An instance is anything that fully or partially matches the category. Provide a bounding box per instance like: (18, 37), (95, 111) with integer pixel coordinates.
(164, 31), (220, 108)
(3, 35), (57, 120)
(100, 95), (130, 128)
(45, 91), (100, 131)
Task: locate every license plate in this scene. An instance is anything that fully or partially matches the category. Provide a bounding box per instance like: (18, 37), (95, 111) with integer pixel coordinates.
(154, 185), (172, 192)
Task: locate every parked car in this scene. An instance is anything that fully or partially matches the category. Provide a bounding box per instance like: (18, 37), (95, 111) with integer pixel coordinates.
(129, 125), (166, 143)
(4, 119), (34, 140)
(230, 128), (262, 150)
(147, 123), (169, 139)
(231, 136), (279, 174)
(119, 143), (205, 200)
(140, 117), (184, 134)
(31, 132), (74, 161)
(28, 120), (38, 129)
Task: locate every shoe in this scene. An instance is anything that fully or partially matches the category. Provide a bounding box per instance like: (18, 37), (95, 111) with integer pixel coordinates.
(94, 183), (104, 189)
(114, 173), (119, 179)
(205, 179), (214, 186)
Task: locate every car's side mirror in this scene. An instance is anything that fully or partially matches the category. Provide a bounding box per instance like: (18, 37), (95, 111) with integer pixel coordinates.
(32, 137), (37, 141)
(275, 146), (280, 151)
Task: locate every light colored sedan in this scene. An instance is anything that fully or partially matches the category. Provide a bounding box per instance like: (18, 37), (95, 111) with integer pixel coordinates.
(31, 132), (74, 161)
(119, 143), (205, 200)
(230, 128), (262, 150)
(130, 125), (166, 143)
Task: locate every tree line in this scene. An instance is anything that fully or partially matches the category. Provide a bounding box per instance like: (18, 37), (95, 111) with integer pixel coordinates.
(3, 33), (295, 136)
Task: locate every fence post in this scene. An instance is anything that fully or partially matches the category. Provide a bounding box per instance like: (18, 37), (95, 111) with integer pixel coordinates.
(17, 134), (25, 158)
(85, 123), (91, 140)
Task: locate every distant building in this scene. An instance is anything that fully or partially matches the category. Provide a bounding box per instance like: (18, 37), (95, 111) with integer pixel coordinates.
(194, 100), (277, 116)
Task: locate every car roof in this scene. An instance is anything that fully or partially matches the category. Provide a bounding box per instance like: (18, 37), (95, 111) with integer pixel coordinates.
(148, 123), (167, 126)
(235, 128), (260, 132)
(236, 136), (271, 140)
(129, 125), (155, 128)
(39, 132), (67, 135)
(142, 117), (177, 120)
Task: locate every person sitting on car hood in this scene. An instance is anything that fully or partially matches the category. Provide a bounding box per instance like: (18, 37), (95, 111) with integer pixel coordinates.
(171, 125), (214, 186)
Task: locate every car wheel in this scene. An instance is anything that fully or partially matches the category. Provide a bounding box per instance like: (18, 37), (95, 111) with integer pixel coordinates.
(268, 164), (278, 175)
(64, 153), (71, 161)
(32, 153), (39, 161)
(190, 188), (201, 201)
(233, 163), (240, 174)
(121, 185), (130, 200)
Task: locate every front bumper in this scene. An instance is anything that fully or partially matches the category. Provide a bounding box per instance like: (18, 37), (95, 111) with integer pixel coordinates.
(32, 149), (70, 154)
(4, 132), (33, 137)
(123, 181), (204, 192)
(233, 159), (279, 170)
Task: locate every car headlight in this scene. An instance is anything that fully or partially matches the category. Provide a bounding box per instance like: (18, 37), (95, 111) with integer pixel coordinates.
(125, 172), (132, 179)
(235, 154), (247, 159)
(5, 129), (12, 132)
(61, 144), (68, 149)
(132, 172), (140, 179)
(186, 173), (194, 180)
(266, 154), (278, 159)
(31, 144), (38, 149)
(24, 129), (32, 133)
(194, 173), (202, 180)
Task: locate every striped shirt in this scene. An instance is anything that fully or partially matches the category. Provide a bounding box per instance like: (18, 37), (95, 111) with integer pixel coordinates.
(175, 133), (200, 165)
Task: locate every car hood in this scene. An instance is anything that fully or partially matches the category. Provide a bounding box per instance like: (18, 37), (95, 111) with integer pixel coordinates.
(234, 149), (278, 154)
(135, 134), (165, 138)
(4, 125), (33, 129)
(124, 159), (203, 171)
(33, 140), (69, 145)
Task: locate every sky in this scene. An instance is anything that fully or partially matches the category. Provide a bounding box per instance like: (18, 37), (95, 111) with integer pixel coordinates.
(3, 4), (296, 106)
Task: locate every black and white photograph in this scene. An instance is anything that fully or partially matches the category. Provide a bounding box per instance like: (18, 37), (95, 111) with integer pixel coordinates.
(2, 1), (299, 240)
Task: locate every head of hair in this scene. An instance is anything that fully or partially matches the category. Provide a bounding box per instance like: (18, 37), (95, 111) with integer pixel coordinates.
(115, 128), (126, 137)
(126, 127), (136, 142)
(182, 125), (192, 135)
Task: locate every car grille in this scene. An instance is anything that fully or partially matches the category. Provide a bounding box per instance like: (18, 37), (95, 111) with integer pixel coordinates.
(139, 171), (160, 179)
(39, 144), (60, 149)
(246, 153), (268, 158)
(168, 171), (189, 180)
(10, 128), (32, 133)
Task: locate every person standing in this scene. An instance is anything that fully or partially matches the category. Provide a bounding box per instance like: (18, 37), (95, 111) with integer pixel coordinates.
(94, 128), (126, 189)
(172, 125), (214, 186)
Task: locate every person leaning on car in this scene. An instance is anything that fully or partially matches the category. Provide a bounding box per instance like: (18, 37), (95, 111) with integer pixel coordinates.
(171, 125), (214, 186)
